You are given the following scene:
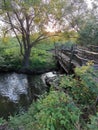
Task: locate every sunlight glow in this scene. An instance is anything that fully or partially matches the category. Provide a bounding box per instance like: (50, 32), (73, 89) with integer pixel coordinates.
(86, 0), (93, 8)
(45, 20), (61, 33)
(45, 26), (57, 33)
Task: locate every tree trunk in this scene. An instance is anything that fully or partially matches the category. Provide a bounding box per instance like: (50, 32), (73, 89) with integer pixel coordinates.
(22, 48), (31, 70)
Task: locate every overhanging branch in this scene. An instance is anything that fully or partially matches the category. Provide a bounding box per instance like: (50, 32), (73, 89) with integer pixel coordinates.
(3, 0), (24, 56)
(30, 33), (59, 47)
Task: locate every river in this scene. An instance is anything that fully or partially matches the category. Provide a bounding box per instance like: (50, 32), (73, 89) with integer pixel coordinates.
(0, 72), (57, 120)
(0, 73), (46, 119)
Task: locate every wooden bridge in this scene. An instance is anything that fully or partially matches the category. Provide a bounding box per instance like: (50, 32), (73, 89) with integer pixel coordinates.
(55, 44), (98, 74)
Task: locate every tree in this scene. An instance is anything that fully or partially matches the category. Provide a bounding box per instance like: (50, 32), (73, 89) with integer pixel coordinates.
(55, 0), (90, 41)
(0, 0), (63, 69)
(0, 0), (89, 70)
(78, 21), (98, 46)
(77, 0), (98, 46)
(61, 0), (89, 32)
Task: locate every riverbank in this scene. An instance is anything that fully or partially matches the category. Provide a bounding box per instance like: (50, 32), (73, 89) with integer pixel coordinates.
(0, 64), (98, 130)
(0, 65), (58, 75)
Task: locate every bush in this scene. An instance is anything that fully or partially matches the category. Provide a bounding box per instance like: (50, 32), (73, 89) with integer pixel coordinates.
(0, 40), (56, 70)
(0, 47), (22, 69)
(60, 64), (98, 105)
(30, 48), (56, 70)
(0, 118), (6, 125)
(8, 64), (98, 130)
(87, 113), (98, 130)
(78, 21), (98, 46)
(57, 64), (98, 129)
(9, 91), (81, 130)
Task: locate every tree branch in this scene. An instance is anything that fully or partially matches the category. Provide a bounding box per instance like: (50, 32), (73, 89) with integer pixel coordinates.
(3, 0), (24, 56)
(31, 33), (59, 47)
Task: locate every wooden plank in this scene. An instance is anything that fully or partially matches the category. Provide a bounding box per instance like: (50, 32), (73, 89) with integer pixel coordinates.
(59, 61), (68, 73)
(77, 47), (98, 55)
(55, 46), (98, 73)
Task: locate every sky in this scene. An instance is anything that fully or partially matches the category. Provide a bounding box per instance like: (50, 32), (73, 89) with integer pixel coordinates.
(0, 0), (94, 35)
(46, 0), (94, 32)
(86, 0), (93, 8)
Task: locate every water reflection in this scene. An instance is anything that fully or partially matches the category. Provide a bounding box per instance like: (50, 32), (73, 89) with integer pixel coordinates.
(0, 72), (57, 119)
(0, 73), (46, 119)
(0, 73), (28, 102)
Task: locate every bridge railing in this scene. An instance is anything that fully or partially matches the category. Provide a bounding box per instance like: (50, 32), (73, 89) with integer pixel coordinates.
(55, 44), (98, 66)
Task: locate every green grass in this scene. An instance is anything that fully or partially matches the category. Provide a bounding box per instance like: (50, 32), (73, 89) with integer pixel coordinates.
(35, 40), (55, 51)
(0, 36), (76, 71)
(0, 38), (56, 71)
(30, 47), (56, 71)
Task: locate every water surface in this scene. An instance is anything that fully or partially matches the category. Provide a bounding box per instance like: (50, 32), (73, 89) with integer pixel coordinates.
(0, 73), (46, 119)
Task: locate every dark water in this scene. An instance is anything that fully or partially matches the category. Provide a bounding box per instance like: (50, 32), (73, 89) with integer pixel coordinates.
(0, 73), (47, 119)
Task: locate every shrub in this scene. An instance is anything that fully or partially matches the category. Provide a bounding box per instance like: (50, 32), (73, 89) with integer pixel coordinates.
(30, 48), (56, 70)
(78, 21), (98, 46)
(0, 47), (22, 69)
(9, 91), (81, 130)
(87, 113), (98, 130)
(60, 64), (98, 105)
(0, 118), (6, 125)
(0, 47), (55, 70)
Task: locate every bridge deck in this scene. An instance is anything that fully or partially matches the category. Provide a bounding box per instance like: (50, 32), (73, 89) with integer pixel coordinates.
(55, 45), (98, 74)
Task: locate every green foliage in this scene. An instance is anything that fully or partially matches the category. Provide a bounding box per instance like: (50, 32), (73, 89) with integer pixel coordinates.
(62, 31), (78, 42)
(78, 21), (98, 46)
(0, 47), (22, 69)
(0, 118), (6, 125)
(87, 113), (98, 130)
(30, 48), (56, 70)
(54, 40), (76, 52)
(7, 64), (98, 130)
(0, 37), (22, 69)
(0, 38), (56, 70)
(60, 64), (98, 105)
(64, 41), (76, 48)
(9, 91), (81, 130)
(35, 40), (55, 51)
(32, 92), (80, 130)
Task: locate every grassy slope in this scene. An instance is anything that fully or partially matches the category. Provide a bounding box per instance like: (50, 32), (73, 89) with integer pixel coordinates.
(0, 38), (56, 71)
